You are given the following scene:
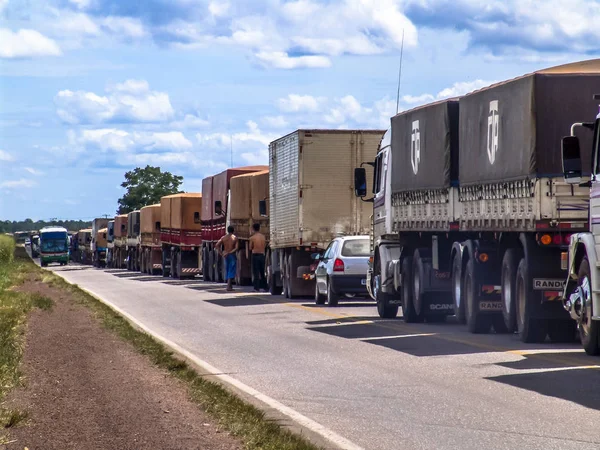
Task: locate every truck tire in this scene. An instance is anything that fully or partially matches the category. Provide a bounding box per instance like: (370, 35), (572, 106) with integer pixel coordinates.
(452, 251), (466, 324)
(374, 258), (399, 319)
(515, 258), (548, 343)
(402, 256), (422, 323)
(576, 258), (600, 355)
(315, 280), (326, 304)
(326, 279), (339, 307)
(207, 249), (214, 282)
(162, 250), (169, 277)
(412, 250), (425, 317)
(501, 248), (521, 333)
(464, 259), (491, 334)
(170, 249), (177, 279)
(203, 249), (210, 281)
(283, 257), (290, 299)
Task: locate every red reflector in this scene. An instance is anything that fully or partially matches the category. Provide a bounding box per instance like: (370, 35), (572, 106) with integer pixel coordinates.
(333, 258), (345, 272)
(450, 222), (459, 231)
(564, 234), (572, 245)
(558, 222), (572, 229)
(552, 234), (562, 245)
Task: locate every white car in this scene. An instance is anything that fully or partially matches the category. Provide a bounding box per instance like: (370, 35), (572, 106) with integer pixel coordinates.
(314, 235), (371, 306)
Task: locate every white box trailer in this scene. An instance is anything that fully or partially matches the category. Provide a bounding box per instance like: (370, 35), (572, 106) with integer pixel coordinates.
(267, 129), (384, 298)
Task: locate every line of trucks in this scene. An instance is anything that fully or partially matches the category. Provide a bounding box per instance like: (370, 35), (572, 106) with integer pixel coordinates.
(70, 59), (600, 355)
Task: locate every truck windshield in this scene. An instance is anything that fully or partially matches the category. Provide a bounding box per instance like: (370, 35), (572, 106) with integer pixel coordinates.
(341, 239), (371, 257)
(41, 232), (68, 253)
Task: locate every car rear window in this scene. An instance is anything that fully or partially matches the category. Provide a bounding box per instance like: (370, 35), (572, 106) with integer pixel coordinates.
(341, 239), (370, 257)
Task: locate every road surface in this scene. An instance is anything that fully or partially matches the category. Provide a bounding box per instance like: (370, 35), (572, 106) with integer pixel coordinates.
(48, 263), (600, 450)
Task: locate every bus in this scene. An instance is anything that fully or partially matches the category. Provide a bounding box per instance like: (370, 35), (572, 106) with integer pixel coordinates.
(39, 226), (69, 267)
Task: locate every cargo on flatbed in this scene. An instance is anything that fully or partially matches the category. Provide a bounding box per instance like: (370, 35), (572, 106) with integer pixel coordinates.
(161, 193), (202, 279)
(111, 214), (128, 269)
(140, 204), (162, 275)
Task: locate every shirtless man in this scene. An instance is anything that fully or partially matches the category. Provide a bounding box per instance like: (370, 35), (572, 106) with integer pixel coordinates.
(216, 225), (238, 291)
(249, 223), (267, 291)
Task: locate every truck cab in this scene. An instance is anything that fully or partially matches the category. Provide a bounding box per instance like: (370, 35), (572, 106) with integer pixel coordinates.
(562, 102), (600, 355)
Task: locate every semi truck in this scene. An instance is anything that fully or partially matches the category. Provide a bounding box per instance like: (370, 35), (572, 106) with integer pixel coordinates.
(126, 210), (141, 271)
(160, 193), (203, 279)
(354, 61), (600, 343)
(106, 220), (115, 267)
(267, 130), (383, 298)
(140, 204), (162, 275)
(78, 229), (92, 264)
(228, 169), (270, 285)
(39, 226), (69, 267)
(201, 166), (267, 282)
(91, 218), (109, 267)
(112, 214), (128, 269)
(93, 228), (108, 268)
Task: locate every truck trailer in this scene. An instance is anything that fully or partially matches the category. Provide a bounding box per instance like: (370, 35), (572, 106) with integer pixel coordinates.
(267, 129), (383, 298)
(228, 169), (270, 285)
(161, 193), (202, 279)
(112, 214), (128, 269)
(94, 228), (108, 268)
(140, 204), (162, 275)
(106, 220), (115, 267)
(91, 218), (109, 267)
(355, 61), (599, 343)
(201, 166), (267, 283)
(77, 228), (92, 264)
(126, 210), (141, 271)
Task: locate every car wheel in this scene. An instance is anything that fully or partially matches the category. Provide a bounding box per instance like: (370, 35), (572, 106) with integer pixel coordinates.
(327, 279), (339, 307)
(315, 280), (326, 305)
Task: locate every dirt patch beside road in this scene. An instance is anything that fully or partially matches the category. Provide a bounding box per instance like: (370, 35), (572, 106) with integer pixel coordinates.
(3, 276), (242, 450)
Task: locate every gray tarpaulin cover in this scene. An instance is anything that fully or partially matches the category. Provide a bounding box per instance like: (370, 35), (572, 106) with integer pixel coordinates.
(391, 99), (459, 192)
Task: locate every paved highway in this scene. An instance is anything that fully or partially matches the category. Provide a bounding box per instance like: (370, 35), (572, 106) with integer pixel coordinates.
(49, 264), (600, 450)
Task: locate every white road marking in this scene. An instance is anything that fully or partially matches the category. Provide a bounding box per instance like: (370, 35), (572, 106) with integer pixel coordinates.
(360, 333), (437, 341)
(61, 280), (364, 450)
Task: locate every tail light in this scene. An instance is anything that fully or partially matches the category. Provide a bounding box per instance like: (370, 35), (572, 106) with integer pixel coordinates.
(552, 234), (562, 245)
(333, 258), (345, 272)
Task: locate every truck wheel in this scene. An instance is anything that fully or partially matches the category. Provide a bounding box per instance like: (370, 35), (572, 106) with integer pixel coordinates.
(515, 258), (548, 343)
(412, 249), (428, 318)
(315, 280), (326, 304)
(283, 257), (290, 299)
(374, 258), (399, 318)
(202, 249), (210, 282)
(170, 249), (177, 279)
(501, 249), (521, 333)
(326, 279), (339, 307)
(177, 251), (183, 279)
(207, 249), (214, 282)
(452, 251), (466, 324)
(464, 259), (491, 334)
(161, 250), (169, 277)
(547, 320), (577, 343)
(401, 256), (422, 323)
(576, 258), (600, 355)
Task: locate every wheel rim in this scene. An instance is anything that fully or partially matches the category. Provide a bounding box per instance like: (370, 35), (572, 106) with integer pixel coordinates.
(465, 271), (472, 315)
(373, 274), (381, 300)
(502, 265), (511, 314)
(454, 266), (461, 309)
(414, 265), (421, 313)
(517, 273), (526, 328)
(580, 275), (592, 338)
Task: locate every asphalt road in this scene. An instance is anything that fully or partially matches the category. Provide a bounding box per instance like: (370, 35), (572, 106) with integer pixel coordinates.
(45, 262), (600, 450)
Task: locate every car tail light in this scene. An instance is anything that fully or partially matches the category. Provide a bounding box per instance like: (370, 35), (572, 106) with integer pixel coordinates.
(552, 234), (562, 245)
(333, 258), (345, 272)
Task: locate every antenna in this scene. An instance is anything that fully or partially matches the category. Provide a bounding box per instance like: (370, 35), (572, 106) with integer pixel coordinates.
(395, 28), (405, 115)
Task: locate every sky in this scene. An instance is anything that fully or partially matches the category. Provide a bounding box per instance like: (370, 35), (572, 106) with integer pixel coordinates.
(1, 0), (600, 221)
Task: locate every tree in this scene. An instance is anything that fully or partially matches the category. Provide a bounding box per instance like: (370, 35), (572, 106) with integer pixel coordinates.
(117, 166), (183, 214)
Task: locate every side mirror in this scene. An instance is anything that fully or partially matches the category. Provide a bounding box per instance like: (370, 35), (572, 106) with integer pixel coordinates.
(562, 136), (582, 185)
(354, 168), (367, 197)
(259, 200), (267, 217)
(311, 252), (322, 261)
(215, 201), (223, 216)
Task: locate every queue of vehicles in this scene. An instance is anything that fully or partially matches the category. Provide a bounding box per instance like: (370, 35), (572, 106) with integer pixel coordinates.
(62, 59), (600, 355)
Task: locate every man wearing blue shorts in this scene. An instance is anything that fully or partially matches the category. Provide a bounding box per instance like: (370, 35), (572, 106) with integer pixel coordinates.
(216, 225), (238, 291)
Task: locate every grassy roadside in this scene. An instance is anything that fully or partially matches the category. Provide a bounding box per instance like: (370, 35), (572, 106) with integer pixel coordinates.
(22, 252), (321, 450)
(0, 240), (53, 440)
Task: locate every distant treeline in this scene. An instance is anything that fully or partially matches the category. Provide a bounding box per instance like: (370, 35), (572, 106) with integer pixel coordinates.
(0, 220), (92, 234)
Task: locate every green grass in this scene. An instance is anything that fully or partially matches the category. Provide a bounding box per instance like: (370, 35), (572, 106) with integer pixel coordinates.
(22, 256), (322, 450)
(0, 235), (15, 266)
(0, 248), (49, 436)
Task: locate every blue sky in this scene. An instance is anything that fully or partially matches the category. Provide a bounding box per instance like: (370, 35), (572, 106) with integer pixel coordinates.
(1, 0), (599, 221)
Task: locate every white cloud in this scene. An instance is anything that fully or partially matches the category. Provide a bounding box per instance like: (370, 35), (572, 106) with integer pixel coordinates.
(1, 178), (36, 189)
(51, 11), (100, 36)
(436, 80), (496, 98)
(278, 94), (325, 113)
(0, 28), (62, 58)
(261, 115), (289, 129)
(24, 167), (44, 175)
(55, 79), (175, 124)
(0, 0), (8, 14)
(73, 128), (193, 153)
(101, 16), (146, 38)
(170, 114), (210, 130)
(69, 0), (92, 9)
(255, 51), (331, 69)
(208, 1), (230, 18)
(402, 94), (436, 105)
(0, 150), (15, 161)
